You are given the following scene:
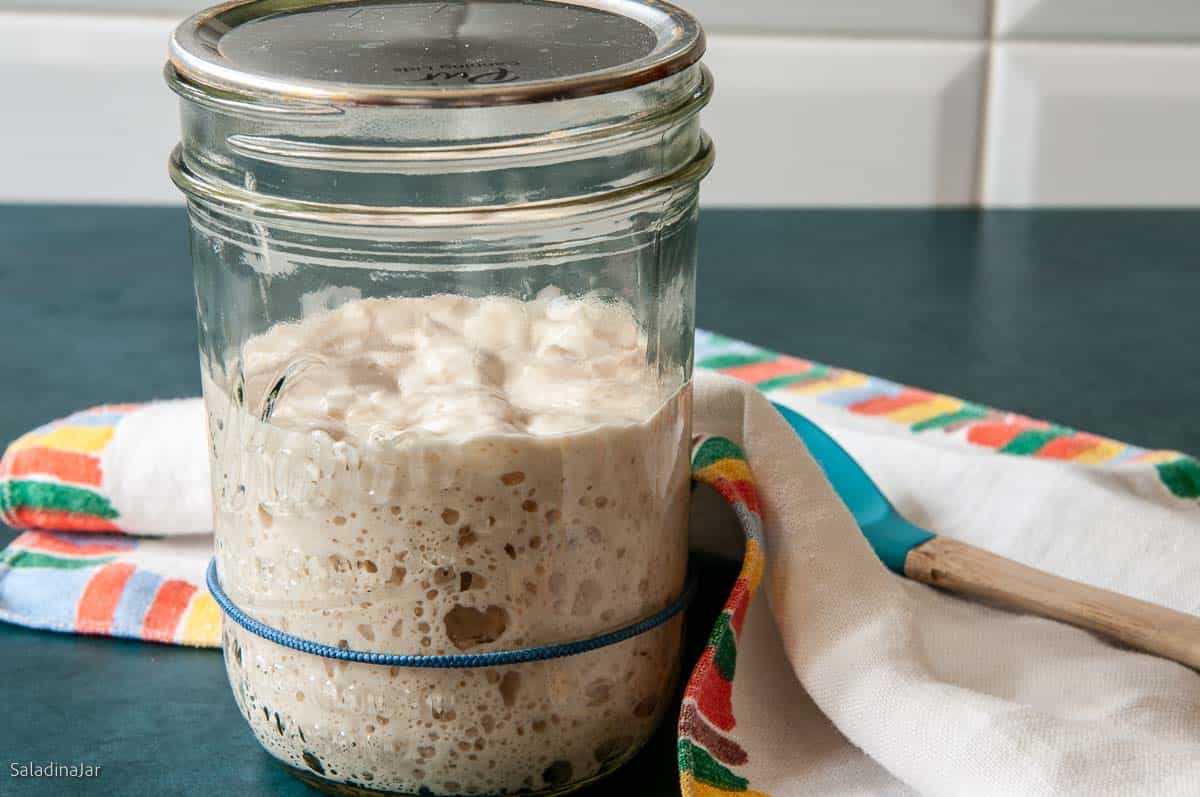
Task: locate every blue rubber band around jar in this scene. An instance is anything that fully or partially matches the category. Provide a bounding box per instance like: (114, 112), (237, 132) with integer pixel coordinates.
(206, 559), (696, 669)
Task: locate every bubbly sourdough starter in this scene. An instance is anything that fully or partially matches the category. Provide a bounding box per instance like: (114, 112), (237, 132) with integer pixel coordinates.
(208, 290), (691, 795)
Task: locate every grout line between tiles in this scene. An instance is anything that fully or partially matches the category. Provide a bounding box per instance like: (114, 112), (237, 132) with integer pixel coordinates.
(973, 0), (999, 206)
(0, 8), (185, 22)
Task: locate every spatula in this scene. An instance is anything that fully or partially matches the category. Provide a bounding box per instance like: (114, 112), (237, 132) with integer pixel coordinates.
(772, 402), (1200, 670)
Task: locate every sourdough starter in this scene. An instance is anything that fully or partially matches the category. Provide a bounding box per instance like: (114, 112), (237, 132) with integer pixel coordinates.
(206, 290), (691, 795)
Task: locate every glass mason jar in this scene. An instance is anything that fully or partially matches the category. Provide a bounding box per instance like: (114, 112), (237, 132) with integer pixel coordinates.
(167, 1), (711, 795)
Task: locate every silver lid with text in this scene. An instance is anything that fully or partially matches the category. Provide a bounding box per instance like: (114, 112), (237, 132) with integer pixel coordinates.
(169, 0), (704, 108)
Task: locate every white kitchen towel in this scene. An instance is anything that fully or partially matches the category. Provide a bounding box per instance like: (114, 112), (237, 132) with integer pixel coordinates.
(688, 372), (1200, 797)
(2, 331), (1199, 795)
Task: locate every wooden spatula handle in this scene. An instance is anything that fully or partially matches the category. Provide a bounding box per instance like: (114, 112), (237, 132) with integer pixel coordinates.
(904, 537), (1200, 670)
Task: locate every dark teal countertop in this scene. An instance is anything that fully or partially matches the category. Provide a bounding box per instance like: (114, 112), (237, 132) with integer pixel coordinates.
(1, 206), (1197, 796)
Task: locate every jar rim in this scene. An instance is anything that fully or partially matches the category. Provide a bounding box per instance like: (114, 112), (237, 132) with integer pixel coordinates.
(168, 0), (705, 110)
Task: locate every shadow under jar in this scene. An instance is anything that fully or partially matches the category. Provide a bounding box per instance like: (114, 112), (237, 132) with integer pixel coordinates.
(166, 1), (712, 795)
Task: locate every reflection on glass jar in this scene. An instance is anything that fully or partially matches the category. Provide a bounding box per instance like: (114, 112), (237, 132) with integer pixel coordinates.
(168, 1), (711, 794)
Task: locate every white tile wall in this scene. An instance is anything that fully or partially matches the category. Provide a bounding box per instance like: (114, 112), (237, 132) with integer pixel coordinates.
(0, 0), (199, 11)
(0, 13), (180, 204)
(703, 37), (985, 206)
(984, 43), (1200, 206)
(3, 2), (1200, 207)
(677, 0), (989, 38)
(2, 0), (993, 34)
(994, 0), (1200, 42)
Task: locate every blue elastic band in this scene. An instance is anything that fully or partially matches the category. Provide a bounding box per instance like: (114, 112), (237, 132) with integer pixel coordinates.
(207, 559), (696, 669)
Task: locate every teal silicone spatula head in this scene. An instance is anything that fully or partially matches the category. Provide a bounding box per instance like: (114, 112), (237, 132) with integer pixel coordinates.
(772, 402), (935, 573)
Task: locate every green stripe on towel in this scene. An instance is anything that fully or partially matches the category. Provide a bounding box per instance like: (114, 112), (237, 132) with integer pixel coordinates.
(2, 550), (115, 570)
(2, 480), (119, 519)
(697, 353), (775, 370)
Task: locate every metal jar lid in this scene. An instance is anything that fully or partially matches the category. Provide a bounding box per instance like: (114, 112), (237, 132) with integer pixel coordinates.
(167, 0), (713, 224)
(168, 0), (705, 109)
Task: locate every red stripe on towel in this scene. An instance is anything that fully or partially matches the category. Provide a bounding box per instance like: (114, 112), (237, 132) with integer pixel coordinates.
(17, 531), (132, 556)
(2, 448), (102, 485)
(75, 562), (136, 634)
(967, 418), (1047, 449)
(706, 477), (762, 516)
(1036, 433), (1103, 460)
(721, 355), (813, 384)
(142, 580), (199, 643)
(6, 508), (121, 533)
(850, 388), (934, 416)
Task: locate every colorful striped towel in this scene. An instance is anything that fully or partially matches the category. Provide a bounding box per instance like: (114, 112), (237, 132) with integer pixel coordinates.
(2, 330), (1199, 796)
(0, 399), (211, 536)
(0, 399), (215, 644)
(2, 333), (1193, 545)
(0, 531), (218, 645)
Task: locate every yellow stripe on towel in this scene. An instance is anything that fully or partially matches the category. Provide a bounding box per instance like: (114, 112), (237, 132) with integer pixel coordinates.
(886, 396), (962, 425)
(743, 539), (765, 592)
(787, 370), (868, 395)
(10, 426), (114, 455)
(681, 772), (772, 797)
(694, 458), (754, 485)
(1137, 450), (1187, 465)
(1072, 439), (1125, 464)
(180, 593), (222, 647)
